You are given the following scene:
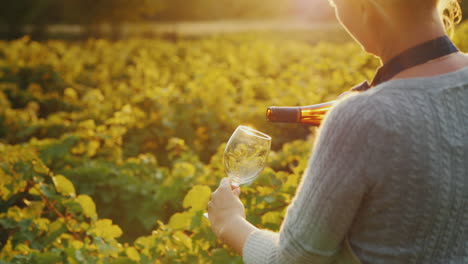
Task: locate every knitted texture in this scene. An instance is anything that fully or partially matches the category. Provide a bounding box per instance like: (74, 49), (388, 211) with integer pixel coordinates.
(243, 66), (468, 264)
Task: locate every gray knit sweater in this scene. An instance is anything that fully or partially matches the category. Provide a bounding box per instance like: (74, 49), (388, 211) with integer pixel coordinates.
(243, 66), (468, 264)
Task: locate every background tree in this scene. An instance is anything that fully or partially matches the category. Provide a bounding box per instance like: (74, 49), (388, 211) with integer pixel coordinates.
(155, 0), (292, 21)
(64, 0), (163, 39)
(462, 0), (468, 20)
(0, 0), (61, 40)
(0, 0), (162, 40)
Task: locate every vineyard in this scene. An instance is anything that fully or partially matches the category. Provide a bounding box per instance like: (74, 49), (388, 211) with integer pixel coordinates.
(0, 23), (467, 263)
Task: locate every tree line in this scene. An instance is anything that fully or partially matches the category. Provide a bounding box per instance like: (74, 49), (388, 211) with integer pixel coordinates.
(0, 0), (295, 40)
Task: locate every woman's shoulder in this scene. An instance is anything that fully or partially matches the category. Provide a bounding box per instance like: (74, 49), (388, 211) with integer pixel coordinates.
(328, 64), (468, 134)
(342, 64), (468, 108)
(325, 85), (415, 136)
(329, 90), (386, 122)
(323, 91), (390, 135)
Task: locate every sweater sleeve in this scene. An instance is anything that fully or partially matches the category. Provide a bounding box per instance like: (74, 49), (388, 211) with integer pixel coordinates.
(243, 93), (381, 264)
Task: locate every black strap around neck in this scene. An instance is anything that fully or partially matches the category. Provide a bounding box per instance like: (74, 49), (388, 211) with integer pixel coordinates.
(352, 36), (459, 92)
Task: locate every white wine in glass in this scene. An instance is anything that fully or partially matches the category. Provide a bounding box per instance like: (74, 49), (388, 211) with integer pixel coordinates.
(223, 126), (271, 186)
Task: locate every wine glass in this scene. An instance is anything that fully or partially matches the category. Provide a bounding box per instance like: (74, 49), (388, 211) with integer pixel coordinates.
(205, 126), (271, 219)
(223, 126), (271, 186)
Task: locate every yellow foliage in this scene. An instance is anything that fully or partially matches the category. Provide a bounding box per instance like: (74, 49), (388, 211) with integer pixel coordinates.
(33, 218), (51, 232)
(134, 236), (155, 256)
(12, 181), (27, 195)
(14, 243), (31, 255)
(172, 231), (192, 249)
(71, 240), (84, 249)
(126, 247), (141, 261)
(90, 219), (123, 239)
(183, 185), (211, 211)
(284, 172), (300, 190)
(6, 206), (22, 221)
(4, 28), (467, 263)
(77, 194), (97, 218)
(0, 240), (14, 260)
(261, 211), (282, 225)
(171, 162), (196, 179)
(79, 119), (96, 130)
(64, 87), (78, 100)
(0, 185), (11, 200)
(87, 140), (101, 157)
(53, 175), (76, 197)
(168, 212), (192, 230)
(48, 219), (65, 234)
(33, 160), (49, 174)
(66, 219), (84, 232)
(256, 186), (274, 196)
(22, 200), (45, 218)
(71, 141), (87, 155)
(28, 183), (41, 196)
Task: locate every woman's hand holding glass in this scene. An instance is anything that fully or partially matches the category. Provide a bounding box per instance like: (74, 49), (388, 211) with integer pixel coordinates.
(207, 178), (244, 240)
(207, 126), (271, 245)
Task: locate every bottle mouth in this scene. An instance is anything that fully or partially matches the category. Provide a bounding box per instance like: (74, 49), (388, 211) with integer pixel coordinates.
(266, 108), (273, 120)
(266, 106), (300, 123)
(238, 126), (271, 140)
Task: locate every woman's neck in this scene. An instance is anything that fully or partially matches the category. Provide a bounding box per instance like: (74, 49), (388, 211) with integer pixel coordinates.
(375, 12), (447, 65)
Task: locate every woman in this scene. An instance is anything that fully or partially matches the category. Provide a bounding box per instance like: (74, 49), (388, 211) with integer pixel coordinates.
(208, 0), (468, 263)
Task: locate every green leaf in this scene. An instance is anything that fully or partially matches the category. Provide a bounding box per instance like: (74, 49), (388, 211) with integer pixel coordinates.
(40, 184), (57, 199)
(42, 220), (66, 245)
(190, 210), (204, 229)
(52, 175), (76, 197)
(0, 218), (17, 229)
(93, 236), (119, 256)
(32, 251), (62, 263)
(32, 159), (49, 175)
(39, 136), (78, 165)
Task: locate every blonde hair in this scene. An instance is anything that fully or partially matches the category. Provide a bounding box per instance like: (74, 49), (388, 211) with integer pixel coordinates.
(438, 0), (462, 35)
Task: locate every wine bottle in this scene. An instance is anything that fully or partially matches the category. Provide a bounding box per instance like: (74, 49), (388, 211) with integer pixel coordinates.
(266, 100), (335, 126)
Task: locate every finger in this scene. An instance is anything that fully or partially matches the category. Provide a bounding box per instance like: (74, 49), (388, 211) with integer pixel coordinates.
(233, 187), (240, 197)
(210, 191), (215, 201)
(219, 177), (231, 190)
(230, 181), (238, 190)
